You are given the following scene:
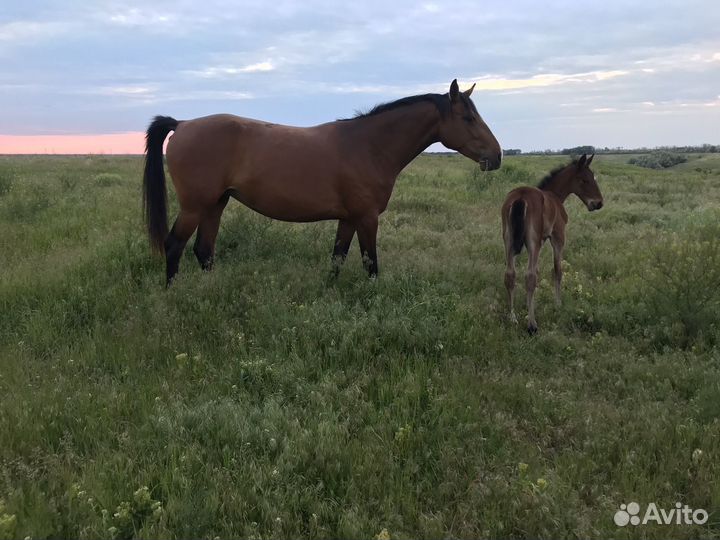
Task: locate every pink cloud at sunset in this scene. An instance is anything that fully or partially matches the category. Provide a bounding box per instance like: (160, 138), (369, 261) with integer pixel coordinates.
(0, 132), (146, 154)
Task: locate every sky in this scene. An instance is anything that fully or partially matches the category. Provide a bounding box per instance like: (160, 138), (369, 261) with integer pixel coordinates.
(1, 0), (719, 153)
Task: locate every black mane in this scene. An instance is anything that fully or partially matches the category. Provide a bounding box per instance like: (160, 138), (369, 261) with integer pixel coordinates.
(537, 159), (578, 190)
(339, 93), (452, 121)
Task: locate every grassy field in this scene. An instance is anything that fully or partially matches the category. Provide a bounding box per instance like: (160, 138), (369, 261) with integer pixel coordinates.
(1, 152), (719, 539)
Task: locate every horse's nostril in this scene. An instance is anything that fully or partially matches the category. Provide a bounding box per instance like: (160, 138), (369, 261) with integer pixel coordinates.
(497, 152), (503, 164)
(597, 201), (603, 209)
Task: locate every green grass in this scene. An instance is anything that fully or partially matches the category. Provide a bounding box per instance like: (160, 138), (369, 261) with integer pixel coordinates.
(1, 153), (719, 539)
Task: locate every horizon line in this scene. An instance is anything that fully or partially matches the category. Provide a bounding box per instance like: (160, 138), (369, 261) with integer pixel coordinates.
(1, 133), (717, 155)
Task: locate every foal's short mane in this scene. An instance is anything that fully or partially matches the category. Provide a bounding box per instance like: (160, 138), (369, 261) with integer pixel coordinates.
(339, 92), (453, 121)
(537, 158), (580, 190)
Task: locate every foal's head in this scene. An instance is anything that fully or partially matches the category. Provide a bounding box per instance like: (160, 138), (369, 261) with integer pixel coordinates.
(543, 154), (603, 210)
(438, 79), (502, 171)
(570, 154), (603, 211)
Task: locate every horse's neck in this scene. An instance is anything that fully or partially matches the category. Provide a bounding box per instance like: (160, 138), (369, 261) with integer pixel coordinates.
(542, 172), (573, 202)
(359, 103), (441, 177)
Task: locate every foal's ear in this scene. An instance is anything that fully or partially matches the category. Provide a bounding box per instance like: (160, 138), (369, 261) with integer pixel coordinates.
(586, 153), (595, 166)
(449, 79), (460, 102)
(463, 83), (476, 98)
(577, 154), (588, 169)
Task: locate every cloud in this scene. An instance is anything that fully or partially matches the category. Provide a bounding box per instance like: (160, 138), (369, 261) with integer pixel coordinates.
(301, 69), (630, 97)
(187, 61), (276, 78)
(98, 86), (156, 96)
(80, 85), (253, 105)
(106, 8), (176, 27)
(166, 90), (253, 101)
(674, 98), (720, 108)
(2, 0), (719, 150)
(466, 70), (629, 92)
(0, 20), (71, 43)
(629, 43), (720, 71)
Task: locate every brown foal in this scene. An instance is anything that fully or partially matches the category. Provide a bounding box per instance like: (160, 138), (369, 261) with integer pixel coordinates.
(501, 154), (603, 334)
(143, 79), (502, 286)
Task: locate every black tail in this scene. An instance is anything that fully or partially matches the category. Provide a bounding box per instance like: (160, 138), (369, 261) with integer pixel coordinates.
(510, 200), (526, 255)
(143, 115), (179, 254)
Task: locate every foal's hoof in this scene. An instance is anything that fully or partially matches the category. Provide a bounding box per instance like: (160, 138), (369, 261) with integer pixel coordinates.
(527, 323), (538, 335)
(508, 312), (518, 325)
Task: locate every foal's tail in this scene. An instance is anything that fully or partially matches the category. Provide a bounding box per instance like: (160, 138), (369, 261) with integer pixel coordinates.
(509, 199), (526, 255)
(143, 115), (179, 254)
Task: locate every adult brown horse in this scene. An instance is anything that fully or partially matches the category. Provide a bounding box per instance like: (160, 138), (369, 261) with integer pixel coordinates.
(501, 154), (603, 334)
(143, 79), (502, 285)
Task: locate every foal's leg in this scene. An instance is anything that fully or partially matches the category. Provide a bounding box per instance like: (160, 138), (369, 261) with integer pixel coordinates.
(165, 209), (201, 286)
(525, 241), (541, 335)
(330, 219), (356, 277)
(550, 233), (564, 306)
(355, 214), (379, 278)
(193, 193), (230, 271)
(504, 242), (518, 324)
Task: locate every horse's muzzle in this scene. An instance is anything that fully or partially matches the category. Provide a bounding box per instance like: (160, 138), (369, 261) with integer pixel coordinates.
(479, 153), (502, 171)
(588, 200), (604, 211)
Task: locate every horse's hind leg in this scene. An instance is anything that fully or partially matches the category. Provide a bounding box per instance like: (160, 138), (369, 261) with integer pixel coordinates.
(504, 247), (518, 324)
(525, 242), (541, 335)
(194, 193), (230, 271)
(550, 233), (564, 306)
(330, 219), (355, 277)
(503, 222), (518, 324)
(165, 210), (201, 286)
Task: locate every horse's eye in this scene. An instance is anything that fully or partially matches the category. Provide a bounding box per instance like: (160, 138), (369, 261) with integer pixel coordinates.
(463, 116), (474, 123)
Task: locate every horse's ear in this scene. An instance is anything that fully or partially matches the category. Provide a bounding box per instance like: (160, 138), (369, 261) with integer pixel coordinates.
(449, 79), (460, 102)
(586, 153), (595, 166)
(577, 154), (588, 169)
(463, 83), (476, 97)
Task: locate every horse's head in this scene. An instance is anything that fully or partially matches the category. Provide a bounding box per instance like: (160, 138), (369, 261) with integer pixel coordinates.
(571, 154), (603, 211)
(438, 79), (502, 171)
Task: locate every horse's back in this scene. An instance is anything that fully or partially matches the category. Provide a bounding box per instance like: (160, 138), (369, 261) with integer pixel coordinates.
(502, 186), (564, 241)
(166, 114), (349, 221)
(501, 186), (543, 218)
(167, 113), (291, 166)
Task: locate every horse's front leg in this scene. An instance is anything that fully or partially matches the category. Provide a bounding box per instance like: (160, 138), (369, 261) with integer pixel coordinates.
(356, 213), (379, 278)
(330, 219), (355, 277)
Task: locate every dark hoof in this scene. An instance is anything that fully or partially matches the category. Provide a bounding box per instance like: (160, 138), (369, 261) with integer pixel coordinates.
(527, 324), (538, 335)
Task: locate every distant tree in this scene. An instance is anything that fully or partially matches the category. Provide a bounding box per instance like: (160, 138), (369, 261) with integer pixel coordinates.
(504, 149), (522, 156)
(518, 144), (717, 156)
(560, 145), (595, 156)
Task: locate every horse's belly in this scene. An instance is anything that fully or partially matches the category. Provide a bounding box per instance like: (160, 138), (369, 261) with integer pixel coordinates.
(228, 177), (348, 222)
